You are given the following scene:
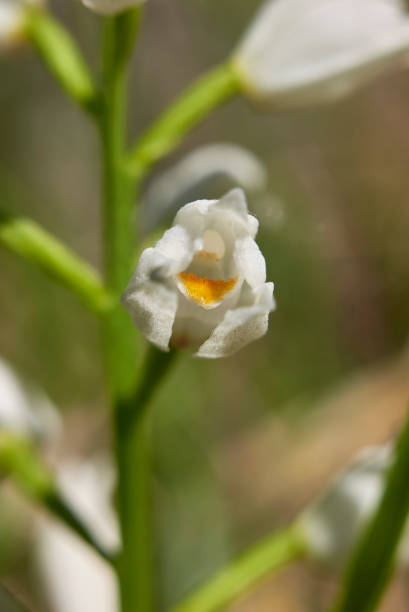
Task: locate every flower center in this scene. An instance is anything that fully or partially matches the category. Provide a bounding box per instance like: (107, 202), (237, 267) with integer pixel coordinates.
(177, 229), (237, 306)
(202, 229), (225, 259)
(178, 229), (237, 306)
(178, 272), (237, 306)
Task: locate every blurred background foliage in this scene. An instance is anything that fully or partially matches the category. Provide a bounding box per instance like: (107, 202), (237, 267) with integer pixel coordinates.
(0, 0), (409, 610)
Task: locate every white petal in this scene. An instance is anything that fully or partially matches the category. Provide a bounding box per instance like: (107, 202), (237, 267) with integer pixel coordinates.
(299, 444), (393, 565)
(234, 0), (409, 107)
(0, 358), (61, 441)
(234, 235), (266, 288)
(56, 459), (119, 553)
(196, 282), (275, 358)
(35, 457), (119, 612)
(122, 249), (178, 351)
(217, 187), (248, 218)
(35, 520), (118, 612)
(217, 188), (259, 238)
(173, 199), (215, 239)
(155, 225), (194, 273)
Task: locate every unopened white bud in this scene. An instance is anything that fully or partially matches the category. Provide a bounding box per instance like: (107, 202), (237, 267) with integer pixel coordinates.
(233, 0), (409, 108)
(0, 358), (61, 442)
(0, 0), (40, 50)
(299, 444), (409, 566)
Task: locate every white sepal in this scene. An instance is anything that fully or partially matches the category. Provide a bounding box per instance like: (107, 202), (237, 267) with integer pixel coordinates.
(34, 457), (119, 612)
(122, 249), (179, 351)
(0, 358), (61, 442)
(196, 282), (275, 358)
(298, 444), (409, 566)
(234, 0), (409, 107)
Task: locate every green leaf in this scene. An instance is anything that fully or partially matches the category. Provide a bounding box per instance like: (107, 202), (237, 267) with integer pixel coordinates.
(171, 524), (306, 612)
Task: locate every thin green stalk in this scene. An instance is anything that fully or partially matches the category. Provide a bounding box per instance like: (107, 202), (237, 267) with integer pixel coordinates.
(100, 23), (239, 612)
(115, 346), (177, 612)
(100, 14), (141, 398)
(0, 432), (113, 563)
(0, 210), (113, 314)
(331, 408), (409, 612)
(99, 10), (160, 612)
(126, 62), (240, 179)
(171, 523), (307, 612)
(24, 7), (98, 114)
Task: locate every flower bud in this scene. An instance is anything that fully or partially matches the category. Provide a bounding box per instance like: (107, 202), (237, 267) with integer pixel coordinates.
(122, 189), (275, 358)
(0, 358), (61, 442)
(35, 458), (118, 612)
(299, 444), (409, 566)
(0, 0), (39, 50)
(233, 0), (409, 108)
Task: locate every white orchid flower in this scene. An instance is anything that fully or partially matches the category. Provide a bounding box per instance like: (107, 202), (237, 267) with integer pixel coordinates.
(122, 189), (275, 358)
(35, 458), (119, 612)
(81, 0), (145, 16)
(299, 444), (409, 565)
(233, 0), (409, 107)
(0, 358), (61, 442)
(142, 143), (268, 231)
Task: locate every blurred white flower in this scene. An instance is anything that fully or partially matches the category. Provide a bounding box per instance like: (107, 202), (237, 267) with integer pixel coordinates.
(81, 0), (145, 16)
(35, 457), (119, 612)
(233, 0), (409, 107)
(142, 143), (268, 232)
(0, 0), (38, 50)
(299, 443), (409, 565)
(0, 358), (61, 442)
(122, 189), (275, 358)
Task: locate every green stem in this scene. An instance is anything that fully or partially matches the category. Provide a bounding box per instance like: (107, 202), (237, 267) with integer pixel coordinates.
(99, 10), (162, 612)
(332, 408), (409, 612)
(0, 210), (113, 314)
(100, 14), (141, 398)
(0, 432), (113, 563)
(100, 24), (238, 612)
(171, 524), (307, 612)
(126, 62), (240, 179)
(24, 7), (98, 114)
(115, 346), (177, 612)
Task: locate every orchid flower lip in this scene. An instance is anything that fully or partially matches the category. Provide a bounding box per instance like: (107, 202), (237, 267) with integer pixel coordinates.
(122, 188), (276, 358)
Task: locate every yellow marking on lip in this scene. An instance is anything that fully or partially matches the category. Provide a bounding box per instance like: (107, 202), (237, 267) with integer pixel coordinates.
(178, 271), (237, 306)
